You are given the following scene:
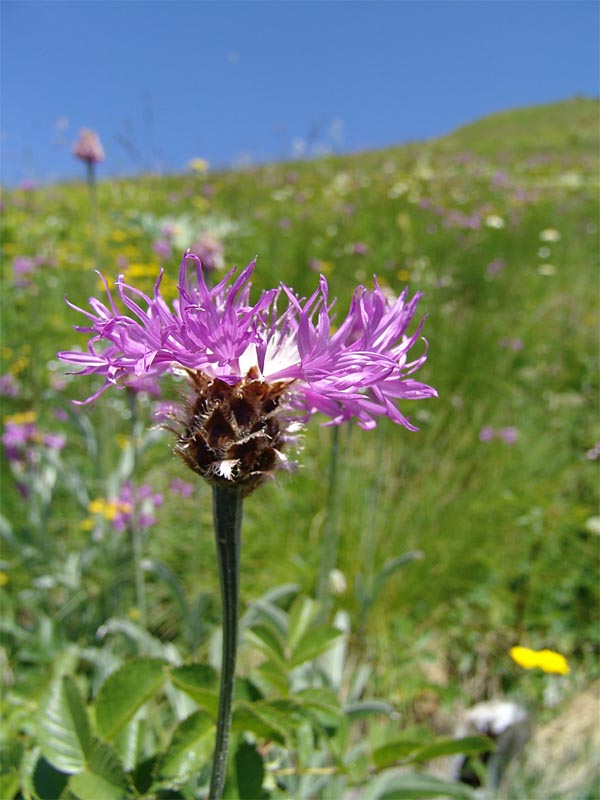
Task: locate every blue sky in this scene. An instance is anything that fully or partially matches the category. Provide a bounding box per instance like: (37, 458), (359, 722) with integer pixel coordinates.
(1, 1), (598, 186)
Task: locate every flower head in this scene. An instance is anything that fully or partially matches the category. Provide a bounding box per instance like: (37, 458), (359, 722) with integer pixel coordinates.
(73, 128), (105, 164)
(58, 252), (436, 493)
(509, 646), (570, 676)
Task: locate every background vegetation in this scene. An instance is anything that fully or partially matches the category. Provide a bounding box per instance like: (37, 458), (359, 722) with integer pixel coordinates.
(1, 97), (598, 799)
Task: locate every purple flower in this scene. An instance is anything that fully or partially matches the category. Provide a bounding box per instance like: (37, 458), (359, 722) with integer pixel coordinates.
(479, 426), (518, 445)
(487, 259), (506, 277)
(188, 233), (224, 272)
(479, 426), (495, 442)
(58, 252), (436, 492)
(0, 373), (20, 397)
(73, 129), (105, 164)
(152, 238), (173, 260)
(170, 477), (195, 498)
(499, 427), (518, 445)
(112, 481), (163, 532)
(13, 256), (36, 287)
(499, 337), (524, 351)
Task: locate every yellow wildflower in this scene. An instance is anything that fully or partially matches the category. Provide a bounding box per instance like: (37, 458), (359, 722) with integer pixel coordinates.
(510, 646), (570, 675)
(128, 607), (142, 621)
(0, 572), (8, 587)
(188, 158), (209, 173)
(4, 410), (36, 425)
(536, 649), (571, 675)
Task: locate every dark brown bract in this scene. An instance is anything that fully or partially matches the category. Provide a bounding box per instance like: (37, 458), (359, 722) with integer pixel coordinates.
(174, 368), (295, 496)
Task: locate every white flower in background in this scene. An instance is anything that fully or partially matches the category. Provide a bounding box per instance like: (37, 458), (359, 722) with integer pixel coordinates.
(485, 214), (506, 229)
(539, 228), (561, 242)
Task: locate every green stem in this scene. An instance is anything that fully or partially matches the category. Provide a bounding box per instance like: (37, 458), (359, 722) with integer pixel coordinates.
(131, 525), (147, 628)
(86, 160), (99, 262)
(316, 424), (342, 605)
(209, 484), (243, 800)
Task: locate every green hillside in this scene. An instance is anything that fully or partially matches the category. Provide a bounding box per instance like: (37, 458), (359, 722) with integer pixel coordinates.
(1, 98), (598, 798)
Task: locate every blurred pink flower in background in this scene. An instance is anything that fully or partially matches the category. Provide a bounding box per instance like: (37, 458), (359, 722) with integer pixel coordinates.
(73, 128), (105, 164)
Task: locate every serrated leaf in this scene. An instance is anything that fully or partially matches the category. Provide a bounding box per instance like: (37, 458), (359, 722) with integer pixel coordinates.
(86, 739), (129, 790)
(39, 676), (92, 774)
(157, 710), (215, 786)
(245, 624), (287, 668)
(235, 740), (265, 799)
(231, 701), (292, 743)
(95, 658), (166, 741)
(289, 625), (343, 667)
(169, 664), (219, 718)
(408, 735), (495, 763)
(252, 660), (289, 697)
(69, 770), (129, 800)
(113, 713), (145, 773)
(372, 740), (425, 771)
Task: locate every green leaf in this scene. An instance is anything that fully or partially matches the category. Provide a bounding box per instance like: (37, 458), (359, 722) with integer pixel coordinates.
(372, 740), (425, 771)
(245, 624), (287, 668)
(408, 736), (495, 764)
(371, 551), (424, 600)
(231, 701), (292, 743)
(286, 596), (318, 653)
(289, 625), (343, 667)
(157, 710), (215, 786)
(345, 700), (395, 720)
(235, 740), (265, 799)
(86, 739), (129, 791)
(363, 771), (478, 800)
(252, 660), (289, 697)
(31, 756), (69, 800)
(240, 583), (300, 632)
(69, 771), (129, 800)
(169, 664), (219, 718)
(39, 675), (93, 774)
(142, 559), (189, 622)
(95, 658), (166, 741)
(0, 770), (20, 800)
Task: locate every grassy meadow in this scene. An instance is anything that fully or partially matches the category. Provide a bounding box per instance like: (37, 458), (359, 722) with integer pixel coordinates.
(1, 97), (598, 799)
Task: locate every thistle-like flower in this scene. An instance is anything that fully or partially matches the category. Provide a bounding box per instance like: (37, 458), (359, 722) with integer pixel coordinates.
(58, 252), (436, 494)
(73, 128), (105, 164)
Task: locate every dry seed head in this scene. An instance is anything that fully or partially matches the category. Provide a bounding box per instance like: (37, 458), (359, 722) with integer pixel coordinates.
(173, 368), (297, 496)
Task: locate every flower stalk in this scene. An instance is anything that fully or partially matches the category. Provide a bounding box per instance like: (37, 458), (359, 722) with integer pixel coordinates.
(209, 483), (244, 799)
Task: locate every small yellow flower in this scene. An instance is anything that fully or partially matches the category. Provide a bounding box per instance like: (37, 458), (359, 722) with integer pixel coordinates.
(88, 498), (107, 515)
(188, 158), (209, 173)
(128, 607), (142, 621)
(396, 269), (411, 282)
(80, 517), (95, 531)
(110, 229), (129, 243)
(0, 572), (8, 587)
(536, 649), (570, 675)
(4, 410), (36, 425)
(510, 646), (570, 675)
